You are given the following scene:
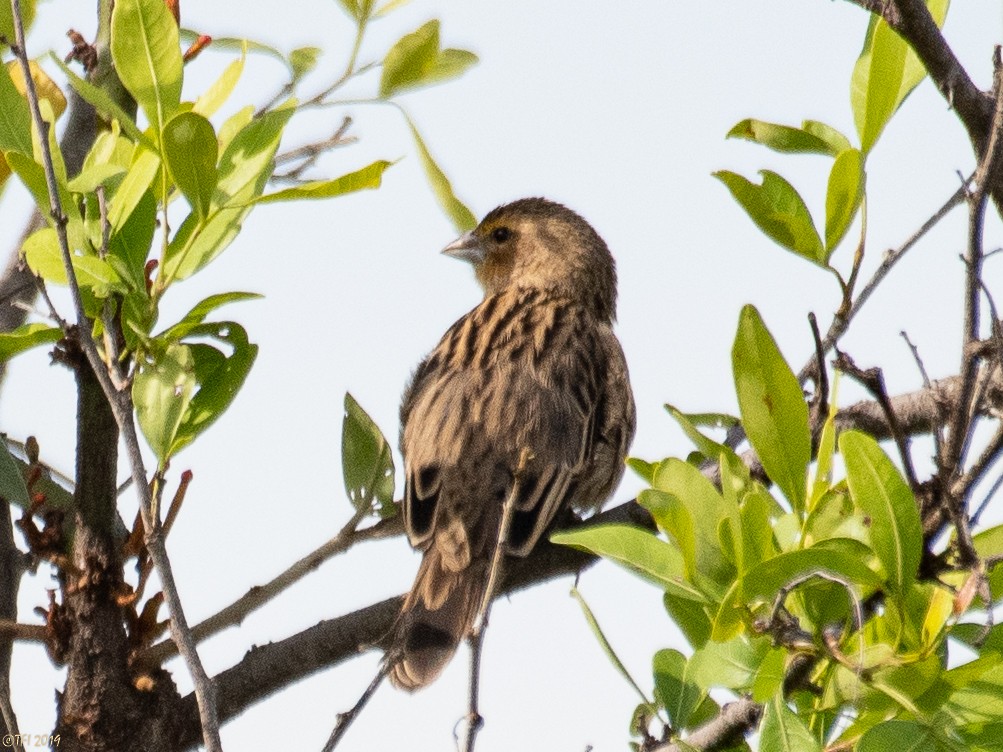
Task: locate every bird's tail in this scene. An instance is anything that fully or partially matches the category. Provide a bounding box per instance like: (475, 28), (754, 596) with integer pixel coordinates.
(389, 546), (487, 691)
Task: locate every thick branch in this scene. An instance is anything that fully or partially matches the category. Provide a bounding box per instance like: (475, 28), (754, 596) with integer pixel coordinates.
(175, 501), (650, 749)
(653, 698), (761, 752)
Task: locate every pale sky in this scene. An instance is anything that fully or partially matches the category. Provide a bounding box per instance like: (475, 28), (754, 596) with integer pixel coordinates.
(2, 1), (1002, 750)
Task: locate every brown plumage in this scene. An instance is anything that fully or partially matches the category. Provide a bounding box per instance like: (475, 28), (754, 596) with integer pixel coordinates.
(390, 197), (635, 690)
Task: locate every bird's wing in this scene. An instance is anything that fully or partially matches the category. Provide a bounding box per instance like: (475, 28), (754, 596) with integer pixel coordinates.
(400, 305), (626, 558)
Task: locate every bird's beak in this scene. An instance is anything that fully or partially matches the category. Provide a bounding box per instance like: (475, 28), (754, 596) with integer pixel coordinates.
(441, 231), (486, 265)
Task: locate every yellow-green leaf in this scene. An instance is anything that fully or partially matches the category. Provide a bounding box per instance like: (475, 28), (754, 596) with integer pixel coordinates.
(732, 305), (810, 512)
(714, 170), (825, 266)
(255, 160), (391, 204)
(111, 0), (183, 134)
(840, 430), (922, 594)
(406, 115), (475, 231)
(162, 111), (218, 220)
(824, 148), (865, 252)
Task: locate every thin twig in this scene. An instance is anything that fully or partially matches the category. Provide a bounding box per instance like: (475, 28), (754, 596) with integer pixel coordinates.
(946, 48), (1003, 474)
(320, 663), (388, 752)
(0, 622), (45, 642)
(801, 176), (971, 384)
(807, 312), (829, 441)
(143, 508), (398, 665)
(461, 448), (530, 752)
(901, 330), (945, 465)
(723, 179), (969, 452)
(958, 424), (1003, 520)
(0, 690), (24, 752)
(978, 280), (1003, 370)
(972, 470), (1003, 525)
(95, 185), (126, 389)
(273, 117), (354, 172)
(6, 3), (222, 749)
(834, 351), (920, 490)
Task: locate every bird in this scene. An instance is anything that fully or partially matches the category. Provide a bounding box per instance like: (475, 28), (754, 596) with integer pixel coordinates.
(389, 197), (635, 691)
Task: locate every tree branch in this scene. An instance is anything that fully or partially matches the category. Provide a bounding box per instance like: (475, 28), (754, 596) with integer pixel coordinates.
(175, 501), (650, 749)
(652, 698), (761, 752)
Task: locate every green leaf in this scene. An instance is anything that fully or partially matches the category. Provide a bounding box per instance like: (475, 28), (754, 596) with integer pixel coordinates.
(648, 459), (738, 588)
(851, 2), (949, 156)
(194, 48), (246, 118)
(134, 320), (258, 465)
(690, 635), (769, 692)
(108, 187), (157, 294)
(82, 123), (135, 173)
(664, 404), (747, 483)
(22, 227), (122, 297)
(289, 46), (322, 83)
(0, 322), (61, 360)
(164, 105), (295, 282)
(406, 115), (476, 231)
(857, 720), (937, 752)
(840, 430), (922, 594)
(663, 592), (712, 649)
(957, 721), (1003, 751)
(169, 322), (258, 457)
(760, 694), (822, 752)
(380, 20), (478, 98)
(375, 0), (411, 17)
(640, 489), (698, 582)
(824, 148), (865, 252)
(133, 343), (197, 466)
(741, 488), (779, 572)
(808, 399), (838, 513)
(974, 524), (1003, 600)
(551, 524), (706, 602)
(217, 105), (253, 156)
(51, 55), (153, 151)
(751, 647), (787, 703)
(802, 120), (853, 155)
(255, 160), (392, 204)
(0, 440), (29, 507)
(0, 63), (32, 155)
(162, 112), (218, 220)
(626, 457), (656, 484)
(334, 0), (364, 21)
(32, 99), (66, 188)
(572, 587), (653, 709)
(852, 17), (905, 155)
(727, 118), (839, 156)
(163, 206), (246, 283)
(342, 392), (396, 516)
(67, 163), (127, 194)
(108, 146), (161, 231)
(742, 546), (883, 606)
(0, 0), (35, 50)
(215, 103), (294, 206)
(157, 292), (263, 342)
(713, 170), (825, 265)
(653, 649), (704, 730)
(732, 305), (810, 513)
(111, 0), (183, 134)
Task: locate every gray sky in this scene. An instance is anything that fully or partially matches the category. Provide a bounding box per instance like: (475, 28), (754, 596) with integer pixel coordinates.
(2, 1), (1002, 750)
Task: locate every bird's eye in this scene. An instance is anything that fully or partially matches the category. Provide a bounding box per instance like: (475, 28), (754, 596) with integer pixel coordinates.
(491, 227), (511, 243)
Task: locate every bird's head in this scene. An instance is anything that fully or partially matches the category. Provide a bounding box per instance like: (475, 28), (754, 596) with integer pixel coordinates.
(442, 197), (618, 321)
